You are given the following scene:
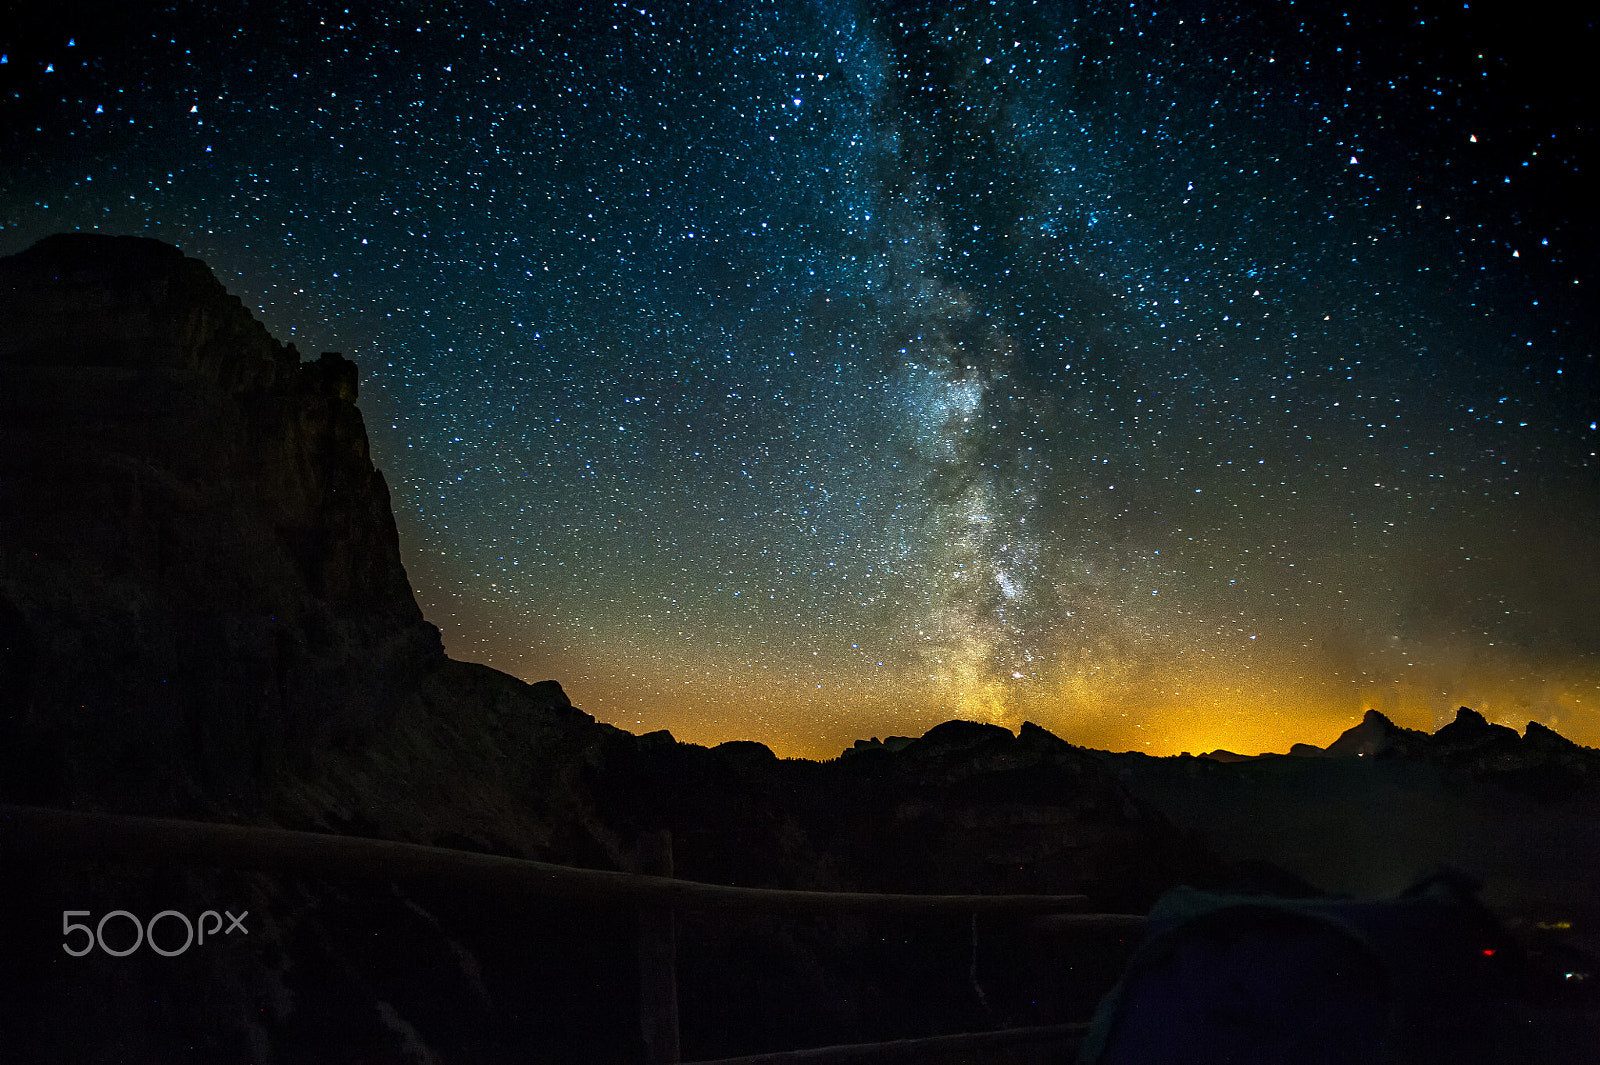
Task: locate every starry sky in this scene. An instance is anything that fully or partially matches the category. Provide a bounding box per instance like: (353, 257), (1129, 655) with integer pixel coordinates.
(3, 0), (1595, 758)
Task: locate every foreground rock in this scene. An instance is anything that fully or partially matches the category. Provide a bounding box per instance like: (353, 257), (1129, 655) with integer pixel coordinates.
(0, 234), (445, 812)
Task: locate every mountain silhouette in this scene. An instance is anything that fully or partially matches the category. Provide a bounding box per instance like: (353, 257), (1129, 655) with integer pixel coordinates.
(3, 234), (1592, 1062)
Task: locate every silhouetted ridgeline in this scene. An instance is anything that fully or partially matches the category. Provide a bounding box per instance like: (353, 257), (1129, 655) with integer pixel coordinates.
(1188, 706), (1594, 787)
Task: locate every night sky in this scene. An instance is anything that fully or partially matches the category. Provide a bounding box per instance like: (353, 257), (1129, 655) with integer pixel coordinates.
(3, 1), (1595, 758)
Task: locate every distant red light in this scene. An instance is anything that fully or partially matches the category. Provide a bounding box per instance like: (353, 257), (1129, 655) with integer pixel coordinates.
(1481, 949), (1496, 957)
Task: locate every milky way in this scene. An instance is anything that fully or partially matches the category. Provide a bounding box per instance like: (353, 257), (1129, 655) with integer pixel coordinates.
(2, 1), (1595, 756)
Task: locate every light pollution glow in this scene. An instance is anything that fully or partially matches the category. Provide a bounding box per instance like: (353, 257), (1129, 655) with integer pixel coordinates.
(435, 612), (1600, 760)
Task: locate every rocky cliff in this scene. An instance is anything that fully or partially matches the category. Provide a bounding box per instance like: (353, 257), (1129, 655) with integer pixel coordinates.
(0, 234), (446, 812)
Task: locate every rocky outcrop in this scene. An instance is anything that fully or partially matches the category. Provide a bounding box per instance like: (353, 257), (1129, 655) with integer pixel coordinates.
(842, 734), (917, 756)
(1522, 719), (1587, 759)
(1303, 707), (1595, 800)
(1430, 706), (1525, 771)
(1323, 709), (1435, 760)
(0, 234), (445, 813)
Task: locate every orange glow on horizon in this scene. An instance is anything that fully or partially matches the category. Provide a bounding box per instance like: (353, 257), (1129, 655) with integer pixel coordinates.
(444, 623), (1600, 761)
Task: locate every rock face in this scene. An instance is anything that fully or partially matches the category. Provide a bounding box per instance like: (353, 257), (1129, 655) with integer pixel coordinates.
(0, 234), (444, 812)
